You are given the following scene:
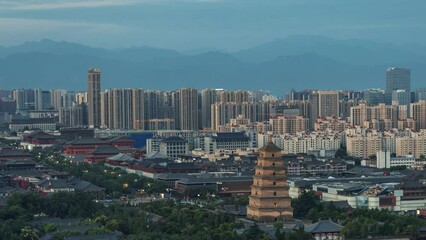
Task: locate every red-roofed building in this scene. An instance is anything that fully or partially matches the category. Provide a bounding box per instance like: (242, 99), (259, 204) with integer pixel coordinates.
(21, 131), (58, 150)
(63, 138), (109, 155)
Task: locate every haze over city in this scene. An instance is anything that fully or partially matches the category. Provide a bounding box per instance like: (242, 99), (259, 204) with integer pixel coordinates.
(1, 0), (426, 93)
(2, 1), (426, 240)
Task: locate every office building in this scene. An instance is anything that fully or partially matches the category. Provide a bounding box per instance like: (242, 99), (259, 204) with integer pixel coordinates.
(385, 67), (410, 104)
(392, 89), (411, 115)
(363, 89), (385, 106)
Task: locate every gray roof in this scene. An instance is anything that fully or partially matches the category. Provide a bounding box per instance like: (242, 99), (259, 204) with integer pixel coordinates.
(213, 132), (249, 140)
(330, 201), (352, 209)
(145, 151), (168, 159)
(90, 145), (119, 155)
(67, 138), (106, 145)
(293, 175), (405, 188)
(177, 175), (252, 185)
(161, 136), (187, 143)
(0, 149), (32, 157)
(0, 143), (13, 149)
(305, 219), (343, 233)
(106, 153), (135, 162)
(259, 142), (282, 152)
(36, 178), (104, 192)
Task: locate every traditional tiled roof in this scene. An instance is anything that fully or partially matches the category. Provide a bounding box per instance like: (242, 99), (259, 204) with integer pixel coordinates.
(73, 180), (104, 192)
(106, 153), (135, 162)
(36, 177), (104, 192)
(305, 219), (343, 233)
(0, 143), (13, 150)
(25, 131), (56, 139)
(66, 138), (106, 145)
(330, 201), (352, 210)
(0, 149), (32, 157)
(90, 145), (119, 155)
(167, 162), (200, 170)
(145, 151), (168, 159)
(259, 142), (282, 152)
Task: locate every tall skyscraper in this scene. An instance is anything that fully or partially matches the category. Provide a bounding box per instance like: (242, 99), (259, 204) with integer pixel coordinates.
(87, 67), (101, 127)
(385, 67), (410, 104)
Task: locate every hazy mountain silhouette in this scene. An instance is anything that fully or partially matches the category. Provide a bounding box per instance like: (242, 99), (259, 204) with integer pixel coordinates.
(0, 36), (425, 94)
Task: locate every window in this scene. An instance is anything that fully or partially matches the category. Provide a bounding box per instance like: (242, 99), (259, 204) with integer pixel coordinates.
(274, 203), (278, 207)
(273, 172), (275, 176)
(272, 163), (275, 166)
(273, 182), (276, 185)
(273, 192), (277, 196)
(272, 154), (274, 157)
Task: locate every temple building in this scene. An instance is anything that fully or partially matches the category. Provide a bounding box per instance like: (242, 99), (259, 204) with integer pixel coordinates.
(247, 142), (293, 222)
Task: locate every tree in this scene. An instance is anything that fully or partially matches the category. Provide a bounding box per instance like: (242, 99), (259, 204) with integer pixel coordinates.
(292, 191), (320, 218)
(335, 145), (347, 158)
(285, 226), (313, 240)
(20, 226), (39, 240)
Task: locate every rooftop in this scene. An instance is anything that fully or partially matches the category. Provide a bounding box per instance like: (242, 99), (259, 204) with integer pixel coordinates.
(305, 219), (343, 234)
(161, 136), (187, 143)
(259, 142), (282, 153)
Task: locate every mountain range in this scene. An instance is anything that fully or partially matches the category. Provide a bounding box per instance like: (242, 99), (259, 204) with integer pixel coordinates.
(0, 35), (425, 95)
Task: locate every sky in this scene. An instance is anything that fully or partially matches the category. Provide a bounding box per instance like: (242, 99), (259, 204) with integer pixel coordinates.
(0, 0), (425, 51)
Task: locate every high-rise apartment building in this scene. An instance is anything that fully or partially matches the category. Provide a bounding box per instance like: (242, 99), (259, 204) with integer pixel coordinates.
(50, 89), (67, 110)
(385, 67), (410, 104)
(175, 88), (198, 130)
(101, 88), (144, 130)
(200, 89), (219, 129)
(310, 90), (340, 128)
(350, 103), (400, 131)
(411, 101), (426, 130)
(87, 67), (101, 127)
(270, 115), (308, 135)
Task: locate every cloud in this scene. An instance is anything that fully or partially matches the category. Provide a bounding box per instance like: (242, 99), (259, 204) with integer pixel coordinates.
(0, 0), (220, 10)
(0, 0), (148, 10)
(0, 17), (131, 47)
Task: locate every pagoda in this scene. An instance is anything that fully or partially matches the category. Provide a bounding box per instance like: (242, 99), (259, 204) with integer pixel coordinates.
(247, 142), (293, 222)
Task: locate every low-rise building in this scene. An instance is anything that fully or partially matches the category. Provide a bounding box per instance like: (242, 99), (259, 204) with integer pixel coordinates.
(159, 136), (189, 159)
(204, 132), (250, 154)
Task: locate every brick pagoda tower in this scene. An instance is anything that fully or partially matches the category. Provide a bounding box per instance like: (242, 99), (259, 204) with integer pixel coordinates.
(247, 142), (293, 222)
